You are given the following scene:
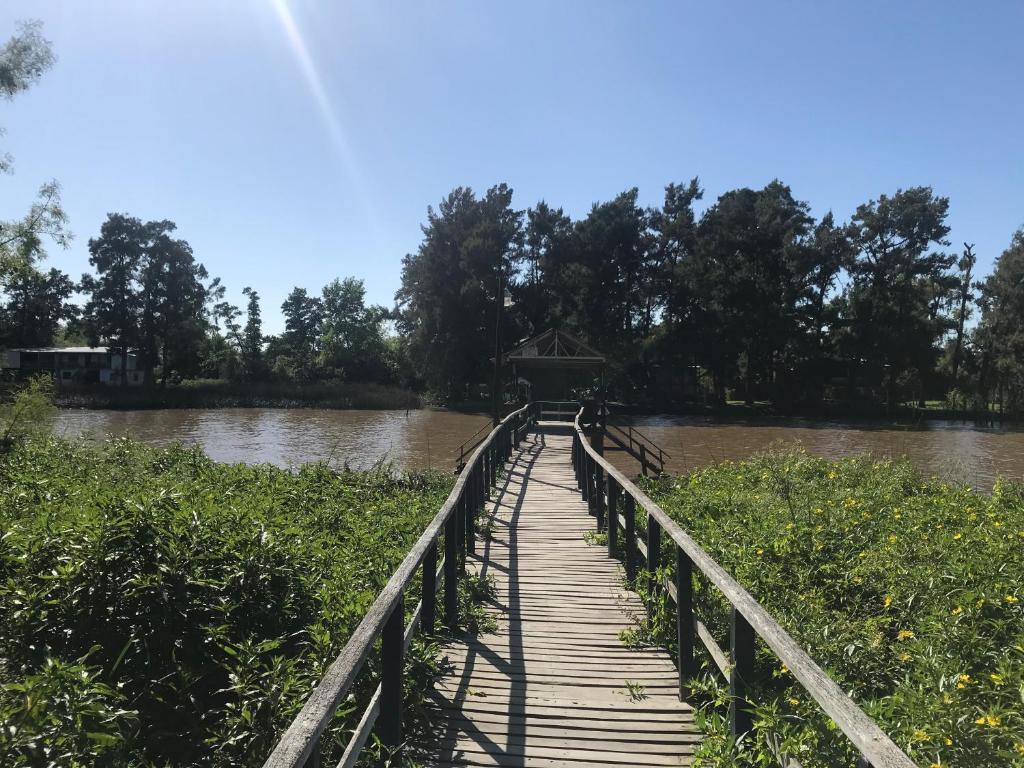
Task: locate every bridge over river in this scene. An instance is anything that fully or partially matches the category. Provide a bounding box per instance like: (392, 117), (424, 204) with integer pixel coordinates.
(262, 404), (916, 768)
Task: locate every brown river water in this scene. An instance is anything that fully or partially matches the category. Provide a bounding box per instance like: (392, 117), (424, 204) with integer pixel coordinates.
(52, 408), (1024, 490)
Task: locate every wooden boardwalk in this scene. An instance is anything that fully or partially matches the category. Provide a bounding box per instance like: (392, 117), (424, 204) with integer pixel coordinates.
(423, 427), (699, 767)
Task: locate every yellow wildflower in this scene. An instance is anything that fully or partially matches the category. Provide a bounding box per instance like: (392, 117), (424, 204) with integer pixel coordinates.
(756, 548), (764, 556)
(787, 697), (799, 705)
(897, 630), (914, 640)
(944, 737), (953, 746)
(953, 532), (962, 540)
(884, 595), (893, 608)
(912, 729), (928, 742)
(990, 673), (1004, 685)
(974, 714), (1000, 727)
(951, 606), (962, 615)
(1006, 595), (1019, 604)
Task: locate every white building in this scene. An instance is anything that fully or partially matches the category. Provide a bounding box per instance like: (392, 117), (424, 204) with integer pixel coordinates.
(0, 346), (144, 386)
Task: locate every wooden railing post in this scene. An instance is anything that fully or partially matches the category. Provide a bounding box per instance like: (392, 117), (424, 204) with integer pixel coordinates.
(422, 543), (437, 636)
(675, 545), (694, 699)
(646, 513), (661, 611)
(730, 607), (755, 737)
(606, 477), (619, 557)
(582, 453), (591, 503)
(639, 443), (649, 477)
(623, 495), (636, 582)
(463, 493), (475, 556)
(378, 592), (404, 751)
(444, 510), (459, 631)
(303, 741), (320, 768)
(594, 460), (605, 530)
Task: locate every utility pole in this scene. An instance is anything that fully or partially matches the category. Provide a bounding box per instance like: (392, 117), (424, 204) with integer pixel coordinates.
(491, 260), (504, 427)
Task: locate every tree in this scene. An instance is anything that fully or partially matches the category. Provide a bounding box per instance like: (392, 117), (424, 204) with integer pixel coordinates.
(396, 185), (522, 399)
(948, 243), (976, 383)
(81, 214), (147, 386)
(515, 201), (574, 335)
(0, 21), (69, 281)
(240, 287), (265, 380)
(842, 187), (955, 409)
(0, 266), (77, 348)
(319, 277), (388, 381)
(974, 229), (1024, 413)
(282, 288), (321, 360)
(683, 182), (813, 404)
(139, 221), (210, 384)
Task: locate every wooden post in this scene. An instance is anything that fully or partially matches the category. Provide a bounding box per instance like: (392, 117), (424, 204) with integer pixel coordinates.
(639, 444), (649, 477)
(464, 492), (475, 556)
(594, 460), (605, 530)
(729, 607), (755, 737)
(304, 741), (320, 768)
(646, 514), (661, 611)
(444, 511), (459, 631)
(606, 477), (619, 557)
(582, 453), (591, 503)
(378, 592), (404, 750)
(675, 545), (694, 699)
(624, 495), (637, 582)
(422, 543), (437, 636)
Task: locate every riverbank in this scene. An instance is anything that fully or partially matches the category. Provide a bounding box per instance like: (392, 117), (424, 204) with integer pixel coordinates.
(641, 451), (1023, 767)
(0, 435), (462, 766)
(50, 379), (423, 411)
(613, 398), (1017, 425)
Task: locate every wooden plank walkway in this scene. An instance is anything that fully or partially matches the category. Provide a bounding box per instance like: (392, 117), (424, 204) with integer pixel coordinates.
(423, 427), (699, 767)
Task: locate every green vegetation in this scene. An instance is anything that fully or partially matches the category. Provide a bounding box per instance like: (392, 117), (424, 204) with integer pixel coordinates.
(636, 451), (1023, 767)
(0, 434), (456, 766)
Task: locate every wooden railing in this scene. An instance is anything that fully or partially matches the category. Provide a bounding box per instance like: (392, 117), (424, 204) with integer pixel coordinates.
(534, 399), (579, 421)
(262, 402), (537, 768)
(571, 410), (915, 768)
(604, 420), (669, 476)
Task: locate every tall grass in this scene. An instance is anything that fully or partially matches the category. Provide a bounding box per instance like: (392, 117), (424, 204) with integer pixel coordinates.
(0, 436), (451, 766)
(643, 450), (1024, 767)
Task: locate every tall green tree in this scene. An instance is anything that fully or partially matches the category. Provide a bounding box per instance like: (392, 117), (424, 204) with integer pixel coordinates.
(974, 229), (1024, 412)
(240, 287), (265, 380)
(684, 182), (813, 404)
(841, 187), (955, 408)
(0, 266), (77, 348)
(139, 221), (210, 384)
(81, 214), (147, 385)
(319, 277), (387, 381)
(281, 287), (322, 357)
(516, 201), (574, 335)
(396, 184), (522, 399)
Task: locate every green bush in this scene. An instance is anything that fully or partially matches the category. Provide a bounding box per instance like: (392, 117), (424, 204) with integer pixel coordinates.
(645, 450), (1024, 767)
(0, 436), (452, 766)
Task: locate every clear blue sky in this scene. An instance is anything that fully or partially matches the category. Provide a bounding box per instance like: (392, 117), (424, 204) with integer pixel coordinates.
(2, 1), (1022, 333)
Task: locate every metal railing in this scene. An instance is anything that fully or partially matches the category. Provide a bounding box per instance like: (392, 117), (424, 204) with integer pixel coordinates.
(571, 409), (914, 768)
(262, 402), (537, 768)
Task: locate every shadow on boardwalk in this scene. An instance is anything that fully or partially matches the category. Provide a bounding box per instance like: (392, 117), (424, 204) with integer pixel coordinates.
(420, 429), (700, 768)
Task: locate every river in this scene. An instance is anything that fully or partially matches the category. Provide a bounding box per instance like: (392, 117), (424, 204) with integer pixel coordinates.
(52, 408), (1024, 490)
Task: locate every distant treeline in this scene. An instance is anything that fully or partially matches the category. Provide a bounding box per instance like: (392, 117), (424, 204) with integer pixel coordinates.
(396, 182), (1024, 414)
(3, 183), (1024, 415)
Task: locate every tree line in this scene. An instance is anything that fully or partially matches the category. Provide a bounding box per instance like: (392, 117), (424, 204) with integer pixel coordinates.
(395, 182), (1024, 414)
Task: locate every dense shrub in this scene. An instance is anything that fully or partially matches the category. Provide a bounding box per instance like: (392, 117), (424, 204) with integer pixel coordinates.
(646, 451), (1024, 767)
(0, 437), (451, 766)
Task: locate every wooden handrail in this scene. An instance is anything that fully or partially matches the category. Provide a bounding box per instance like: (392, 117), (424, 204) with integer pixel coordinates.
(262, 402), (537, 768)
(572, 410), (915, 768)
